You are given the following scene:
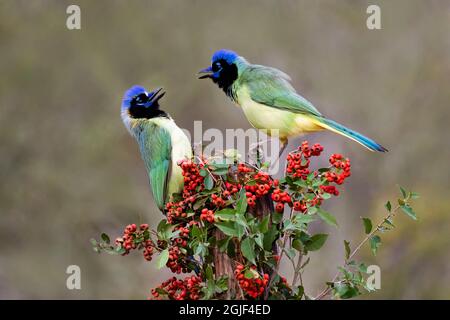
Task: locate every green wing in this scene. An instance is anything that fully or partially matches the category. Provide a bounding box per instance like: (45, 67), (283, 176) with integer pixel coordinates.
(239, 64), (322, 117)
(136, 122), (172, 211)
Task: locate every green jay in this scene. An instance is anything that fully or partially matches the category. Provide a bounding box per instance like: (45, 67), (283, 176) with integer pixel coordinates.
(121, 86), (192, 212)
(199, 49), (387, 155)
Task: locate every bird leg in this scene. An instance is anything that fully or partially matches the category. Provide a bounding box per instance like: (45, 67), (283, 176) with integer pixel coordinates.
(279, 139), (288, 158)
(249, 138), (272, 166)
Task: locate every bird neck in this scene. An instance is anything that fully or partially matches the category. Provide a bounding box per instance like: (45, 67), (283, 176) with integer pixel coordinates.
(128, 105), (169, 119)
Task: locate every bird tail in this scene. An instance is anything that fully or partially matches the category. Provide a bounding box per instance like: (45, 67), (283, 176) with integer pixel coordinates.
(311, 117), (388, 152)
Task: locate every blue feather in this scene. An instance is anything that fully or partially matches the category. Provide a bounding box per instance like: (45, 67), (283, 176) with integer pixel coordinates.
(212, 49), (238, 64)
(320, 118), (388, 152)
(122, 85), (147, 110)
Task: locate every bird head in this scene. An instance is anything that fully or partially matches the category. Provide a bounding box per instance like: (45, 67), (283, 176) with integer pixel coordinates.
(122, 86), (166, 119)
(198, 49), (239, 90)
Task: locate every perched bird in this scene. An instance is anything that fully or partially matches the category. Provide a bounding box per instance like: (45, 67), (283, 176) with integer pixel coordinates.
(199, 49), (387, 155)
(121, 86), (192, 212)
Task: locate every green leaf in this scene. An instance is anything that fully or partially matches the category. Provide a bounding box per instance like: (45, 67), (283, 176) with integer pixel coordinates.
(244, 268), (259, 279)
(115, 246), (126, 255)
(318, 209), (338, 227)
(258, 215), (270, 233)
(193, 197), (208, 210)
(241, 237), (256, 264)
(383, 217), (395, 228)
(344, 240), (351, 260)
(305, 234), (328, 251)
(199, 169), (208, 177)
(410, 192), (420, 199)
(399, 186), (407, 199)
(236, 188), (248, 214)
(294, 214), (316, 225)
(334, 284), (359, 299)
(155, 287), (168, 295)
(362, 217), (372, 234)
(215, 276), (228, 292)
(157, 220), (174, 240)
(244, 269), (255, 279)
(101, 233), (110, 244)
(156, 249), (169, 269)
(235, 214), (248, 229)
(358, 263), (368, 273)
(90, 238), (97, 246)
(272, 211), (283, 224)
(235, 223), (246, 240)
(194, 243), (208, 258)
(217, 237), (230, 252)
(254, 233), (264, 249)
(211, 164), (229, 175)
(215, 208), (236, 221)
(215, 221), (239, 238)
(307, 206), (317, 215)
(191, 225), (202, 239)
(263, 225), (279, 251)
(385, 201), (392, 212)
(400, 204), (417, 220)
(369, 235), (381, 256)
(293, 180), (308, 188)
(204, 175), (214, 190)
(321, 192), (331, 200)
(292, 239), (303, 252)
(286, 247), (296, 260)
(206, 265), (214, 281)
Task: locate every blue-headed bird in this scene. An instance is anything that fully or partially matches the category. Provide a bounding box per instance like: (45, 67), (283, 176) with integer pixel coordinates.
(199, 49), (387, 155)
(121, 86), (192, 212)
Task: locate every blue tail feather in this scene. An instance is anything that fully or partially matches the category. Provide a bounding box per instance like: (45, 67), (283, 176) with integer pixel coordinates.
(321, 118), (388, 152)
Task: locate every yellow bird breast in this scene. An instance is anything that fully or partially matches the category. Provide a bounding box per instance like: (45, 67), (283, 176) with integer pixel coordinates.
(237, 89), (322, 140)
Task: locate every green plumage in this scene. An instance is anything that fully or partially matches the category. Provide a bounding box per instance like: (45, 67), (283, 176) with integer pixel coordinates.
(134, 122), (173, 211)
(228, 55), (387, 152)
(236, 64), (322, 117)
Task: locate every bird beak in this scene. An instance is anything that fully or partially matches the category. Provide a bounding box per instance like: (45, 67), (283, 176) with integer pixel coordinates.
(148, 87), (166, 104)
(198, 66), (213, 79)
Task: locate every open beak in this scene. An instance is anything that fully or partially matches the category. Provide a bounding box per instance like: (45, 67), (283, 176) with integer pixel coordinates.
(148, 87), (166, 104)
(198, 66), (213, 79)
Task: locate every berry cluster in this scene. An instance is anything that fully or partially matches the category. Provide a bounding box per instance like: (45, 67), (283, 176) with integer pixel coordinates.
(165, 201), (188, 223)
(211, 193), (226, 207)
(271, 188), (292, 213)
(286, 141), (323, 179)
(234, 264), (269, 299)
(320, 185), (340, 196)
(166, 225), (191, 273)
(115, 223), (154, 261)
(151, 275), (203, 300)
(180, 159), (205, 197)
(166, 245), (185, 273)
(244, 171), (276, 207)
(325, 154), (351, 185)
(200, 208), (215, 223)
(224, 181), (240, 195)
(280, 141), (352, 212)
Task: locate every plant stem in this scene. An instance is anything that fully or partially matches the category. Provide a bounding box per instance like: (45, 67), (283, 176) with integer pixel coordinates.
(292, 253), (303, 287)
(265, 207), (294, 298)
(314, 205), (400, 300)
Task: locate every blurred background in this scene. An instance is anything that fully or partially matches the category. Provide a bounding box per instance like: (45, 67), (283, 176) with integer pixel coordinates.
(0, 0), (449, 299)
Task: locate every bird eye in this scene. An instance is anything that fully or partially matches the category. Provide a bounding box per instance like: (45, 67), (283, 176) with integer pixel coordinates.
(212, 62), (221, 72)
(134, 93), (148, 104)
